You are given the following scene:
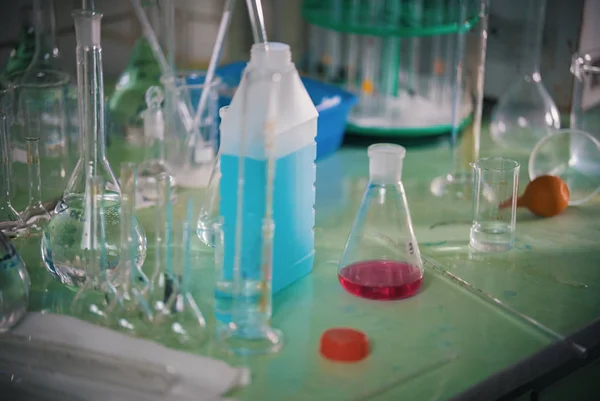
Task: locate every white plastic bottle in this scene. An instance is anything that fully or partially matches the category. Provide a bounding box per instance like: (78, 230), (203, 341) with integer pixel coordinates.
(219, 43), (318, 295)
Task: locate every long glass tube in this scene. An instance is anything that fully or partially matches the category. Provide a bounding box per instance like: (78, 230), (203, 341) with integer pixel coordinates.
(0, 115), (22, 232)
(22, 137), (51, 234)
(430, 0), (488, 199)
(219, 70), (283, 355)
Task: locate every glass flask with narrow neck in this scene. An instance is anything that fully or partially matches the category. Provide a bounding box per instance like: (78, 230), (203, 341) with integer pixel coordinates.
(108, 0), (163, 145)
(1, 5), (35, 86)
(26, 0), (62, 73)
(0, 231), (30, 332)
(41, 10), (147, 288)
(490, 0), (560, 150)
(338, 144), (423, 301)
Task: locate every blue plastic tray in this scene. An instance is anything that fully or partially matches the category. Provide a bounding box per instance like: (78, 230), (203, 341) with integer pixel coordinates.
(216, 62), (357, 160)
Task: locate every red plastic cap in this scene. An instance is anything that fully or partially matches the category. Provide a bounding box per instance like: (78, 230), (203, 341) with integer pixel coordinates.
(320, 328), (369, 362)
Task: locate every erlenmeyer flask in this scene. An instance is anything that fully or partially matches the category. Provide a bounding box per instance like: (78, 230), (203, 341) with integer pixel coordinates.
(25, 0), (62, 73)
(41, 10), (147, 288)
(0, 231), (30, 332)
(338, 144), (423, 301)
(490, 0), (560, 150)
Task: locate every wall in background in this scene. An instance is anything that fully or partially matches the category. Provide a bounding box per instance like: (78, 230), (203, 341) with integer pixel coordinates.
(0, 0), (587, 111)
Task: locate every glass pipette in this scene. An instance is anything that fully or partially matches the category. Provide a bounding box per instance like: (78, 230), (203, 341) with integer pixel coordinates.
(218, 70), (283, 355)
(245, 0), (269, 44)
(191, 0), (235, 129)
(345, 0), (360, 92)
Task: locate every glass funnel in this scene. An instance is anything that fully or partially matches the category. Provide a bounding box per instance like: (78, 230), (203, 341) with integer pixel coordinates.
(490, 0), (560, 150)
(339, 144), (423, 301)
(41, 10), (147, 288)
(0, 231), (30, 332)
(430, 0), (488, 199)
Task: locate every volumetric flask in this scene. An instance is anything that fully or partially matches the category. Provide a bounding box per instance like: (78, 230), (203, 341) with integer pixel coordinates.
(529, 129), (600, 205)
(162, 72), (220, 189)
(490, 0), (560, 150)
(470, 157), (519, 252)
(339, 144), (423, 301)
(42, 10), (146, 288)
(0, 231), (30, 332)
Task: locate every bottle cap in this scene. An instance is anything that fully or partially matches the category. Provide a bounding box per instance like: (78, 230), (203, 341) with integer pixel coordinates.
(320, 328), (369, 362)
(368, 143), (406, 184)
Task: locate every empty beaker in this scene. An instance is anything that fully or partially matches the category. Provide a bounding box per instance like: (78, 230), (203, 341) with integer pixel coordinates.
(0, 114), (24, 235)
(0, 231), (30, 332)
(42, 10), (147, 288)
(338, 144), (423, 301)
(529, 129), (600, 205)
(470, 157), (520, 252)
(490, 0), (560, 150)
(161, 72), (220, 189)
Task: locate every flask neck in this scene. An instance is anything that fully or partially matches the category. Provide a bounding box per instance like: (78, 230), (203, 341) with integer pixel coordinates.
(249, 42), (292, 70)
(30, 0), (60, 69)
(74, 11), (108, 173)
(26, 138), (44, 207)
(517, 0), (546, 75)
(0, 126), (11, 209)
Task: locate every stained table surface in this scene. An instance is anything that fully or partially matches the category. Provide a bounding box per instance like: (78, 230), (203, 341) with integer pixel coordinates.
(12, 126), (600, 401)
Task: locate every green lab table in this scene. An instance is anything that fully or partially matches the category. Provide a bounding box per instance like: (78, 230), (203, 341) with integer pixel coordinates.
(13, 129), (600, 401)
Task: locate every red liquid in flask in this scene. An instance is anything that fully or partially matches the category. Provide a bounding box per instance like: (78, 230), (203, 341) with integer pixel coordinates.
(338, 260), (423, 300)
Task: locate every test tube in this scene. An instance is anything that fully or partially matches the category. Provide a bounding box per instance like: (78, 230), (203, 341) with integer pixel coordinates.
(344, 0), (360, 92)
(326, 0), (343, 83)
(359, 1), (383, 115)
(470, 157), (520, 252)
(380, 0), (402, 114)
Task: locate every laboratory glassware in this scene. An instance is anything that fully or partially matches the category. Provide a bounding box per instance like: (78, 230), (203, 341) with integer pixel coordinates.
(217, 65), (285, 356)
(108, 0), (163, 145)
(70, 176), (114, 324)
(430, 0), (489, 199)
(162, 72), (221, 189)
(469, 157), (520, 252)
(0, 231), (30, 332)
(24, 0), (62, 73)
(0, 5), (35, 85)
(218, 43), (318, 296)
(338, 143), (423, 301)
(0, 114), (26, 237)
(7, 69), (72, 201)
(41, 10), (147, 288)
(146, 174), (207, 348)
(490, 0), (560, 150)
(21, 137), (51, 235)
(529, 129), (600, 206)
(137, 86), (173, 200)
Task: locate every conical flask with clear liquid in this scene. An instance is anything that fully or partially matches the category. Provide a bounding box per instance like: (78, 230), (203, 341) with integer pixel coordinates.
(338, 144), (423, 301)
(41, 10), (147, 288)
(490, 0), (560, 150)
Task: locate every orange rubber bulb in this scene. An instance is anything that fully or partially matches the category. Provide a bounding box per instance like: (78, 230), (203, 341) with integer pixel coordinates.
(501, 175), (570, 217)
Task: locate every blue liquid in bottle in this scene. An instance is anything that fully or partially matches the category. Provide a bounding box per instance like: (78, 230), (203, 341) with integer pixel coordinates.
(214, 144), (316, 322)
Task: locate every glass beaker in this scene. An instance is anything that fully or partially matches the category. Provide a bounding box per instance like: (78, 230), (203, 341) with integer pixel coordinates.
(338, 144), (423, 301)
(0, 231), (30, 332)
(490, 0), (560, 150)
(6, 69), (72, 202)
(430, 0), (489, 199)
(529, 129), (600, 205)
(0, 114), (25, 236)
(41, 10), (147, 288)
(470, 157), (520, 252)
(161, 71), (221, 189)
